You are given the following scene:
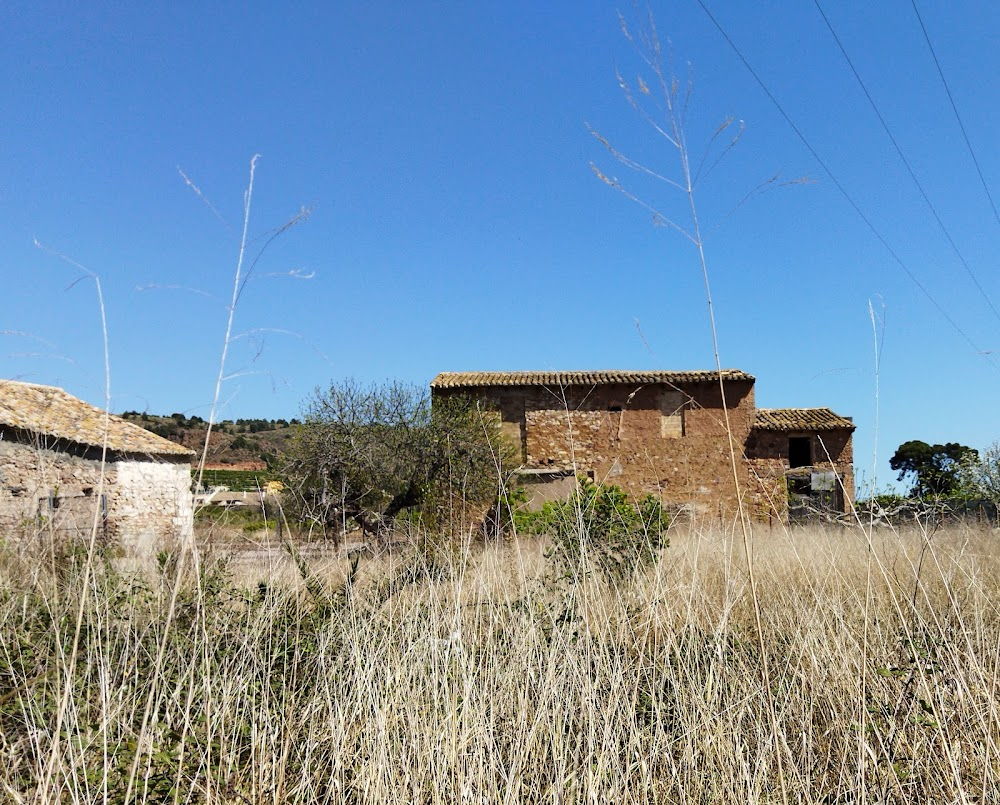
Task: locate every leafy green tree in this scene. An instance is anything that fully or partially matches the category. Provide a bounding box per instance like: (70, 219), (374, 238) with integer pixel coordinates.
(889, 440), (977, 498)
(283, 380), (515, 537)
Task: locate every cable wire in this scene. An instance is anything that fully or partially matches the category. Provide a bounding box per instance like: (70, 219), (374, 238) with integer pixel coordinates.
(911, 0), (1000, 229)
(693, 0), (999, 370)
(814, 0), (1000, 328)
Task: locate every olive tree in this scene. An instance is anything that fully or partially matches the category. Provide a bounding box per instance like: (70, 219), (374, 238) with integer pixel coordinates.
(282, 380), (515, 539)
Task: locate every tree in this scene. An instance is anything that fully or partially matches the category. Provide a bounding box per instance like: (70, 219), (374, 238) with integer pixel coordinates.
(889, 440), (977, 498)
(957, 441), (1000, 505)
(282, 380), (515, 538)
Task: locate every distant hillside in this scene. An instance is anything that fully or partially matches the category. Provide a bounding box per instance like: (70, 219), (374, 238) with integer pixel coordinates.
(119, 411), (299, 469)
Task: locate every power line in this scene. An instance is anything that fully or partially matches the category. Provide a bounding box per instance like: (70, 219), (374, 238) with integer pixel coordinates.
(911, 0), (1000, 229)
(813, 0), (1000, 328)
(693, 0), (999, 370)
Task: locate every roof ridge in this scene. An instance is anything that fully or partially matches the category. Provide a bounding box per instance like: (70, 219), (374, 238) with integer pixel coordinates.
(758, 406), (836, 411)
(0, 379), (64, 392)
(434, 368), (747, 374)
(754, 407), (854, 432)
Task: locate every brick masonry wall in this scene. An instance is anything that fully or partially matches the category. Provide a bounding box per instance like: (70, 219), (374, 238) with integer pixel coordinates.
(0, 439), (193, 550)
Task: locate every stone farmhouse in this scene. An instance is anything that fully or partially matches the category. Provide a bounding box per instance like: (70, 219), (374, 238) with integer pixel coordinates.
(0, 379), (195, 549)
(431, 370), (855, 521)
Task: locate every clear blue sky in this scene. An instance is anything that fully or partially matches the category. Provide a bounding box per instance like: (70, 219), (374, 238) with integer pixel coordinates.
(3, 1), (999, 493)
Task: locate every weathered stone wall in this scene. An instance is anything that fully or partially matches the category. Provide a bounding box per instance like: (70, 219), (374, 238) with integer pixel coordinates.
(746, 429), (855, 516)
(0, 437), (192, 549)
(0, 439), (112, 538)
(113, 460), (194, 551)
(745, 457), (789, 522)
(438, 380), (758, 518)
(517, 471), (578, 510)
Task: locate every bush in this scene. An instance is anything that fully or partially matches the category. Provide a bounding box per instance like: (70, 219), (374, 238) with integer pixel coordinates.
(229, 434), (257, 452)
(515, 478), (670, 584)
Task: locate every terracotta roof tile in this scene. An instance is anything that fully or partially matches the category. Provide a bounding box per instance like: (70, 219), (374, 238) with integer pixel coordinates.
(0, 380), (195, 457)
(755, 408), (855, 431)
(431, 370), (754, 388)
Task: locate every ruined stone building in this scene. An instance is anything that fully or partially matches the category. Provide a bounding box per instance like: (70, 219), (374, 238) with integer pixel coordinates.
(431, 370), (855, 521)
(0, 379), (195, 549)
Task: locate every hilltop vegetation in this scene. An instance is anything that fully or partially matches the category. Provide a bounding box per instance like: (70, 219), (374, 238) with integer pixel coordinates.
(120, 410), (299, 468)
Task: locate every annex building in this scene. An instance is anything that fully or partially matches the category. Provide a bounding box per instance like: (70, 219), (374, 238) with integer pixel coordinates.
(431, 370), (855, 522)
(0, 379), (195, 549)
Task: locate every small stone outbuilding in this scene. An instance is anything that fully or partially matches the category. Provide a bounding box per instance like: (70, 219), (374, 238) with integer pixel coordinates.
(431, 370), (855, 522)
(0, 379), (195, 550)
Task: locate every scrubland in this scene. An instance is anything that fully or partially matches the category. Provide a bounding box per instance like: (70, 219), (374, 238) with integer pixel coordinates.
(2, 519), (999, 803)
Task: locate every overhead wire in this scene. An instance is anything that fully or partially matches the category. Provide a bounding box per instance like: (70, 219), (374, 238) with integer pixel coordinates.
(813, 0), (1000, 329)
(910, 0), (1000, 229)
(692, 0), (999, 371)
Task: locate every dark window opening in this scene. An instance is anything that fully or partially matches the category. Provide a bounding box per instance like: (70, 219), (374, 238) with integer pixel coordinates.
(788, 477), (811, 497)
(608, 405), (622, 413)
(788, 436), (812, 468)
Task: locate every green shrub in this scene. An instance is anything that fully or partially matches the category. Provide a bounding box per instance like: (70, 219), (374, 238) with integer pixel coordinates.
(515, 478), (670, 584)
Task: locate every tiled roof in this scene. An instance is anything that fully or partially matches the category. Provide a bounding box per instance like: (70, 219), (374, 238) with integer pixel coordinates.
(0, 380), (195, 457)
(755, 408), (855, 431)
(431, 370), (754, 388)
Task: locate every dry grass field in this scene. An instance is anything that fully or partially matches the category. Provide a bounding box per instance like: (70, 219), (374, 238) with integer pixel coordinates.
(2, 519), (999, 803)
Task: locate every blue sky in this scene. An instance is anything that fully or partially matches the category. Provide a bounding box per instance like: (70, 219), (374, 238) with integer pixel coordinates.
(3, 1), (999, 492)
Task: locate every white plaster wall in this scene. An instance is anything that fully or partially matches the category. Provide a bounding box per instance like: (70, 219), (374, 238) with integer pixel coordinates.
(112, 460), (193, 552)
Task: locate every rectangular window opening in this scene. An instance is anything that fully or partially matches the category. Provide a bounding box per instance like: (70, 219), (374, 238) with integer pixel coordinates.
(788, 436), (812, 468)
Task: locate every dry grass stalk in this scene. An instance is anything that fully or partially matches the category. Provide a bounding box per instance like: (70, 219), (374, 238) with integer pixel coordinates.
(2, 521), (998, 803)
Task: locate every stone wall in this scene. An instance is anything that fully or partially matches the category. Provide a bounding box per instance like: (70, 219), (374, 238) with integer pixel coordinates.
(744, 456), (789, 522)
(746, 429), (855, 517)
(0, 437), (192, 550)
(438, 380), (759, 518)
(112, 460), (194, 551)
(0, 438), (110, 538)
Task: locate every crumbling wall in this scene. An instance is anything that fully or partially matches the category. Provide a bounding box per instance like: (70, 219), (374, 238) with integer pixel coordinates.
(745, 429), (855, 515)
(440, 380), (759, 519)
(746, 457), (790, 522)
(0, 439), (115, 539)
(0, 438), (192, 549)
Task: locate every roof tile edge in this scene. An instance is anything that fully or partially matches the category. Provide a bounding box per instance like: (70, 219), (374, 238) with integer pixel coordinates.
(431, 369), (755, 388)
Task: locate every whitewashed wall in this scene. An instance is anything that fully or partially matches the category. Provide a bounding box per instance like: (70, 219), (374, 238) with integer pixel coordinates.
(111, 460), (193, 551)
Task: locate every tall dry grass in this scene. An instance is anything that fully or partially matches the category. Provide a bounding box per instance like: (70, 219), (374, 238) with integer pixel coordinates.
(1, 520), (998, 803)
